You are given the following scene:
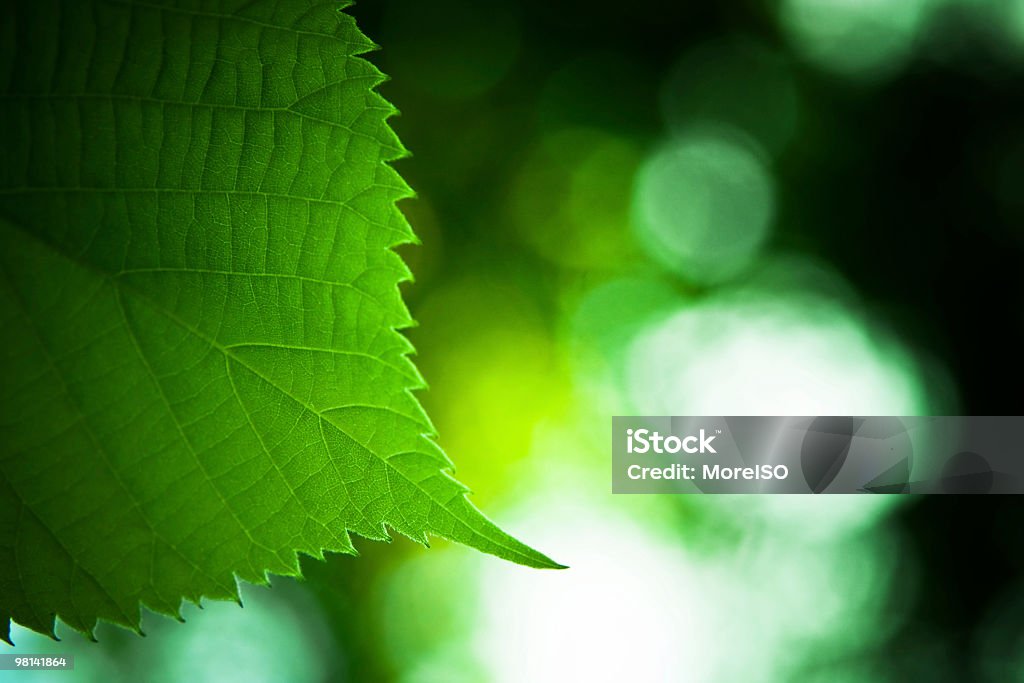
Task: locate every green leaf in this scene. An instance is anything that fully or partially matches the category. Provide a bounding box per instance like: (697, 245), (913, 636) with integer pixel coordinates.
(0, 0), (560, 642)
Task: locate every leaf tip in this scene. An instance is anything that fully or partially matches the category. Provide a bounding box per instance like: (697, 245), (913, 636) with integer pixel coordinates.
(525, 550), (569, 570)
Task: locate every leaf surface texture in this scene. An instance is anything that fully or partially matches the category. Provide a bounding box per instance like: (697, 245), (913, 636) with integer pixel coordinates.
(0, 0), (558, 642)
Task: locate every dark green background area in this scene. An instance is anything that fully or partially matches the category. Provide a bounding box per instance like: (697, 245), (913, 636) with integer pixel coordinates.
(364, 0), (1024, 412)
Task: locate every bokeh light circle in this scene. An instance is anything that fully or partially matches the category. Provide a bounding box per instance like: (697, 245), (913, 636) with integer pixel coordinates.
(779, 0), (933, 79)
(150, 586), (328, 683)
(633, 133), (775, 284)
(468, 490), (900, 683)
(624, 288), (932, 535)
(626, 291), (928, 417)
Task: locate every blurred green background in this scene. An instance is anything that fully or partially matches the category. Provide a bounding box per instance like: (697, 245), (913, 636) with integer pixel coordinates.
(6, 0), (1024, 680)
